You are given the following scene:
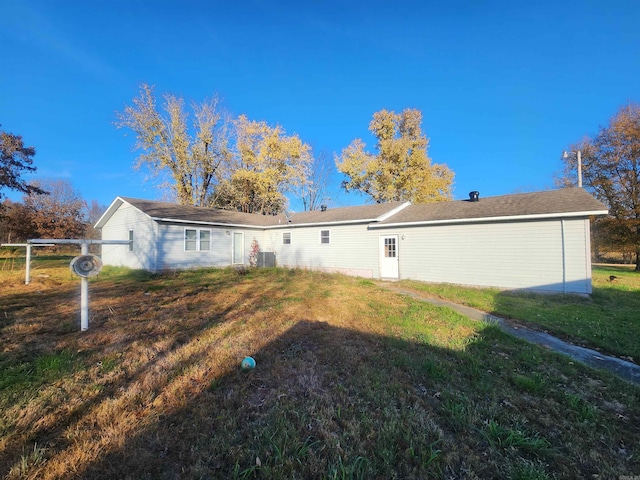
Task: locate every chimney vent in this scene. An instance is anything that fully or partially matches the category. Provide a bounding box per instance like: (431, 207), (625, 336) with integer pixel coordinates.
(469, 191), (479, 202)
(320, 205), (327, 212)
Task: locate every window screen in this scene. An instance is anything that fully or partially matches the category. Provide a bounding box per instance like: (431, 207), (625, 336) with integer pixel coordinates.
(200, 230), (211, 251)
(185, 229), (197, 251)
(185, 228), (211, 251)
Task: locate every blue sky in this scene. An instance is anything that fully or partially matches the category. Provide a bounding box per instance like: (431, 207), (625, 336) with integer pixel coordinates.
(1, 0), (639, 211)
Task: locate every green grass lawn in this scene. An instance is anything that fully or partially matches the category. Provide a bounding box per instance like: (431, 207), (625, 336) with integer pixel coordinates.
(401, 265), (640, 361)
(0, 263), (639, 479)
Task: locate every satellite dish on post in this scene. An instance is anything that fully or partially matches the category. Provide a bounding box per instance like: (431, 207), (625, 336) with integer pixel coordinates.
(70, 254), (103, 278)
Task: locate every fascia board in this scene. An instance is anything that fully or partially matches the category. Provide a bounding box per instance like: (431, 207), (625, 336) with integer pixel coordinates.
(368, 209), (610, 229)
(264, 219), (378, 229)
(150, 217), (265, 230)
(152, 216), (380, 229)
(94, 197), (125, 229)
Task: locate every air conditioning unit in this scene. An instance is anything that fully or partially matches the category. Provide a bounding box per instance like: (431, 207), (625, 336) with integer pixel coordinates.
(257, 252), (276, 268)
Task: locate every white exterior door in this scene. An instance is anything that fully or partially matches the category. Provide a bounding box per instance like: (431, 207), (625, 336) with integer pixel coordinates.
(232, 232), (244, 264)
(379, 234), (399, 279)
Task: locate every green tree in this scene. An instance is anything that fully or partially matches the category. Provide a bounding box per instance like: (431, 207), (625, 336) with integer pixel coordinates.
(560, 103), (640, 270)
(0, 127), (46, 202)
(116, 84), (232, 206)
(210, 115), (312, 214)
(336, 108), (453, 203)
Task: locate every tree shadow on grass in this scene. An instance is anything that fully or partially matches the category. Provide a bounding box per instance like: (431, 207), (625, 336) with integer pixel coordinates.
(72, 318), (639, 480)
(2, 272), (639, 479)
(0, 270), (270, 478)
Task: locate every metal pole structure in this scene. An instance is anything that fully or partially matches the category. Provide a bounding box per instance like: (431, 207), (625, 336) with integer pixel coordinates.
(80, 242), (89, 332)
(1, 243), (55, 284)
(25, 243), (32, 285)
(27, 239), (130, 332)
(577, 150), (582, 188)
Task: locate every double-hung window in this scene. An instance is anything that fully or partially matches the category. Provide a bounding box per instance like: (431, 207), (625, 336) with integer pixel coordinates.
(320, 230), (330, 244)
(185, 228), (211, 251)
(283, 232), (292, 245)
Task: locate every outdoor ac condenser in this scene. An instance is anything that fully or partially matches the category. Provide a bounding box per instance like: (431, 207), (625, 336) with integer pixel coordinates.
(257, 252), (276, 268)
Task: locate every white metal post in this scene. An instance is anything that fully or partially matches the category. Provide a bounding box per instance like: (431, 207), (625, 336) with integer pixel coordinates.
(25, 244), (32, 285)
(26, 239), (129, 332)
(80, 242), (89, 332)
(577, 150), (582, 188)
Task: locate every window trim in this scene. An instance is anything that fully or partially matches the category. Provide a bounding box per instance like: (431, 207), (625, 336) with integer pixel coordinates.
(184, 227), (212, 252)
(320, 229), (330, 244)
(128, 229), (134, 252)
(282, 232), (292, 245)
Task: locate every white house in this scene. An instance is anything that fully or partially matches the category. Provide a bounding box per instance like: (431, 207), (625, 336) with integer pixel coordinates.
(95, 188), (608, 295)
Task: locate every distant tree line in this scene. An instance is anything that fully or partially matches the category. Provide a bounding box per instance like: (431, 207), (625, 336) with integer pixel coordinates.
(0, 178), (104, 244)
(1, 126), (104, 243)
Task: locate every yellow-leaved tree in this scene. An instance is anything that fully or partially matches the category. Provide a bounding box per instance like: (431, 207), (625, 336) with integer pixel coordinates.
(211, 115), (312, 214)
(117, 85), (312, 214)
(336, 108), (453, 203)
(116, 84), (232, 207)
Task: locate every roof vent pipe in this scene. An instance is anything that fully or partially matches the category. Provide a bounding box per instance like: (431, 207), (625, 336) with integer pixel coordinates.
(320, 205), (327, 212)
(469, 191), (479, 202)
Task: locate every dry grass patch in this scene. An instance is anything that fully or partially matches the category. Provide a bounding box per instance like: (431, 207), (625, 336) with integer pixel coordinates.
(1, 263), (639, 479)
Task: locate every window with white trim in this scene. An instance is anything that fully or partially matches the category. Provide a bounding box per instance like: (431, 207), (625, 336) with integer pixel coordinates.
(283, 232), (291, 245)
(320, 230), (330, 244)
(128, 230), (134, 252)
(185, 228), (211, 251)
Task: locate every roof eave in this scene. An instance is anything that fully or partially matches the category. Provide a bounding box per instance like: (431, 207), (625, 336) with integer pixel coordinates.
(368, 209), (610, 229)
(94, 197), (126, 229)
(150, 217), (267, 229)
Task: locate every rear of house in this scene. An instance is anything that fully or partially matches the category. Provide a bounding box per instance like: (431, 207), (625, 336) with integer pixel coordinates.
(96, 188), (607, 295)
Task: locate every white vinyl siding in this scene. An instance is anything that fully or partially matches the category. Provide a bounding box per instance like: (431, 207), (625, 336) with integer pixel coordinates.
(395, 218), (591, 294)
(100, 202), (158, 270)
(266, 224), (377, 278)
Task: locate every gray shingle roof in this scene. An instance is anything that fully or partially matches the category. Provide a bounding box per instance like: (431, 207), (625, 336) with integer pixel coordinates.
(376, 188), (608, 225)
(120, 197), (279, 227)
(115, 188), (606, 229)
(119, 197), (408, 227)
(280, 202), (408, 225)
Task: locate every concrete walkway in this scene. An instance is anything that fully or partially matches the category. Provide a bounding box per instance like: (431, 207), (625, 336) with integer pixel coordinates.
(379, 284), (640, 385)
